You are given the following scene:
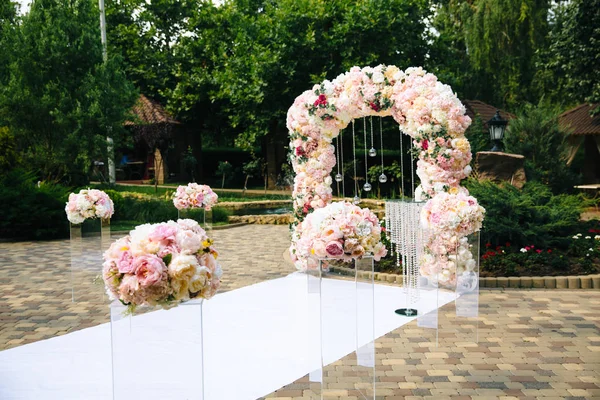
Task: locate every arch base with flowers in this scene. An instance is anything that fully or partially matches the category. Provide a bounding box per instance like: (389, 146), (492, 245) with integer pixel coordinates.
(287, 65), (485, 286)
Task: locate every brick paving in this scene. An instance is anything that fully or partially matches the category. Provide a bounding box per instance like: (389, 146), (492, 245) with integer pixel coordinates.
(0, 225), (292, 350)
(2, 224), (600, 399)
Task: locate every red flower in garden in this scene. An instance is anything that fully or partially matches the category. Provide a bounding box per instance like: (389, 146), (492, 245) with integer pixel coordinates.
(422, 139), (429, 150)
(314, 94), (328, 107)
(536, 249), (542, 254)
(505, 242), (511, 247)
(295, 147), (306, 157)
(369, 102), (381, 112)
(547, 249), (552, 253)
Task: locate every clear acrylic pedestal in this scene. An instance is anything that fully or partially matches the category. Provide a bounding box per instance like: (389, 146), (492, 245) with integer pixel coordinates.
(69, 218), (111, 302)
(110, 300), (205, 400)
(178, 208), (213, 233)
(307, 256), (376, 399)
(417, 231), (480, 345)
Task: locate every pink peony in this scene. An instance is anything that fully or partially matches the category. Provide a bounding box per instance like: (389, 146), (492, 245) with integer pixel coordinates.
(117, 250), (135, 274)
(132, 255), (167, 287)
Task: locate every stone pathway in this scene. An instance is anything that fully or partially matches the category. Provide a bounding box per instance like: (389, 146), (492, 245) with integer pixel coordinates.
(1, 225), (600, 399)
(0, 225), (292, 350)
(263, 290), (600, 400)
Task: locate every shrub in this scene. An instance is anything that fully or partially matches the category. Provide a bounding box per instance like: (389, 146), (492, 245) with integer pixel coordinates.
(465, 179), (588, 249)
(0, 169), (70, 240)
(503, 102), (579, 193)
(104, 189), (231, 225)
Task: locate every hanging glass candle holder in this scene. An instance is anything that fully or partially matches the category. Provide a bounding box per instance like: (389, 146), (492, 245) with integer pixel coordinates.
(368, 148), (377, 157)
(353, 196), (360, 205)
(378, 173), (388, 183)
(335, 173), (343, 182)
(363, 182), (372, 192)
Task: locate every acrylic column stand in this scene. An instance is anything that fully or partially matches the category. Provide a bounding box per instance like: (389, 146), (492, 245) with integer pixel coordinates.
(307, 256), (376, 399)
(417, 231), (480, 345)
(110, 299), (205, 400)
(178, 208), (213, 233)
(69, 217), (111, 302)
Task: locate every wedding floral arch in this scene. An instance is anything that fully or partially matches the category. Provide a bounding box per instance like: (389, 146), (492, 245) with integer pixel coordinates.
(287, 65), (485, 281)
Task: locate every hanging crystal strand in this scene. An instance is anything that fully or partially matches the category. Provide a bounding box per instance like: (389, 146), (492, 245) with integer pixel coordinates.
(368, 116), (376, 157)
(399, 127), (405, 200)
(378, 117), (387, 183)
(334, 133), (343, 198)
(411, 137), (416, 201)
(363, 117), (371, 192)
(352, 120), (360, 204)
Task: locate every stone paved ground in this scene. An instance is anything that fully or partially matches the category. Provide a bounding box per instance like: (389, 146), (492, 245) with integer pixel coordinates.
(2, 225), (600, 399)
(0, 225), (292, 350)
(263, 290), (600, 400)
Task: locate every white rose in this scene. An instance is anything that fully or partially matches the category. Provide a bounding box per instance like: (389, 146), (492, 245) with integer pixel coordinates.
(168, 255), (198, 281)
(189, 266), (210, 293)
(372, 71), (385, 84)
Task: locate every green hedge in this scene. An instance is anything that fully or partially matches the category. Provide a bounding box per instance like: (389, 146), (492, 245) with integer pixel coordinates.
(465, 179), (587, 250)
(0, 169), (70, 240)
(104, 190), (231, 225)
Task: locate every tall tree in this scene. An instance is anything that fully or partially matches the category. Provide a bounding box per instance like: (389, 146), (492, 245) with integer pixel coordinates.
(431, 0), (550, 110)
(0, 0), (18, 89)
(106, 0), (195, 103)
(0, 0), (137, 182)
(534, 0), (600, 113)
(207, 0), (432, 186)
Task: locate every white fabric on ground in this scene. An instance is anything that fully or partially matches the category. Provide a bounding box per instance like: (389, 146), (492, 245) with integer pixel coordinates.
(0, 272), (456, 400)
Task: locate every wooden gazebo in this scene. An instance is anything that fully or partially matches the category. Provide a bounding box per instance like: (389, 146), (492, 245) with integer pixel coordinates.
(123, 94), (180, 183)
(560, 103), (600, 183)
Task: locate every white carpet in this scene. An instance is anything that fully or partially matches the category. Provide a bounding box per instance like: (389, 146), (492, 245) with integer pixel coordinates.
(0, 273), (456, 400)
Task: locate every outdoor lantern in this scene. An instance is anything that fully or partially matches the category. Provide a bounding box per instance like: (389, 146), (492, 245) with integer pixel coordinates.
(487, 110), (508, 152)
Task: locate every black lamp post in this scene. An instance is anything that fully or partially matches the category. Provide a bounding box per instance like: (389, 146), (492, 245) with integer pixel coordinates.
(487, 110), (508, 152)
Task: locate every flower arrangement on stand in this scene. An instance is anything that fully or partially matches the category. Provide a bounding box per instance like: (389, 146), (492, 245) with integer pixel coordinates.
(102, 219), (222, 313)
(419, 192), (485, 287)
(173, 183), (218, 211)
(65, 189), (114, 224)
(293, 201), (387, 270)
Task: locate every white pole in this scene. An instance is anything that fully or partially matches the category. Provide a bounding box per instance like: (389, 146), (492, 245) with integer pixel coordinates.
(99, 0), (116, 184)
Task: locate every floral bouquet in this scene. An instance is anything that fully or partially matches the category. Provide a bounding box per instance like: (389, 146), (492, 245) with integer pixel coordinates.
(293, 201), (387, 270)
(419, 192), (485, 287)
(65, 189), (114, 224)
(102, 219), (222, 312)
(173, 183), (218, 211)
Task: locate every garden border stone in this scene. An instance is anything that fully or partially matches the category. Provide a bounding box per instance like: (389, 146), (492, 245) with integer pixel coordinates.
(281, 251), (600, 290)
(324, 265), (600, 290)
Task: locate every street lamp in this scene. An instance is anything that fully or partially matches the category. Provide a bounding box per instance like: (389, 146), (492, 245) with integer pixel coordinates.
(487, 110), (508, 152)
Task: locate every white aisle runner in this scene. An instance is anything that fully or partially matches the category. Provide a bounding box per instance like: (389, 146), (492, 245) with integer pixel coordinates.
(0, 273), (456, 400)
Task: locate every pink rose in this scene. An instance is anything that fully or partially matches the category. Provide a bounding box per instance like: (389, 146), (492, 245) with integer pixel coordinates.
(325, 241), (344, 257)
(132, 255), (167, 287)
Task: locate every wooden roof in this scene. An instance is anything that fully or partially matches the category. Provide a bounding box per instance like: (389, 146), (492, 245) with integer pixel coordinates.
(463, 100), (515, 127)
(559, 103), (600, 136)
(124, 94), (179, 126)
